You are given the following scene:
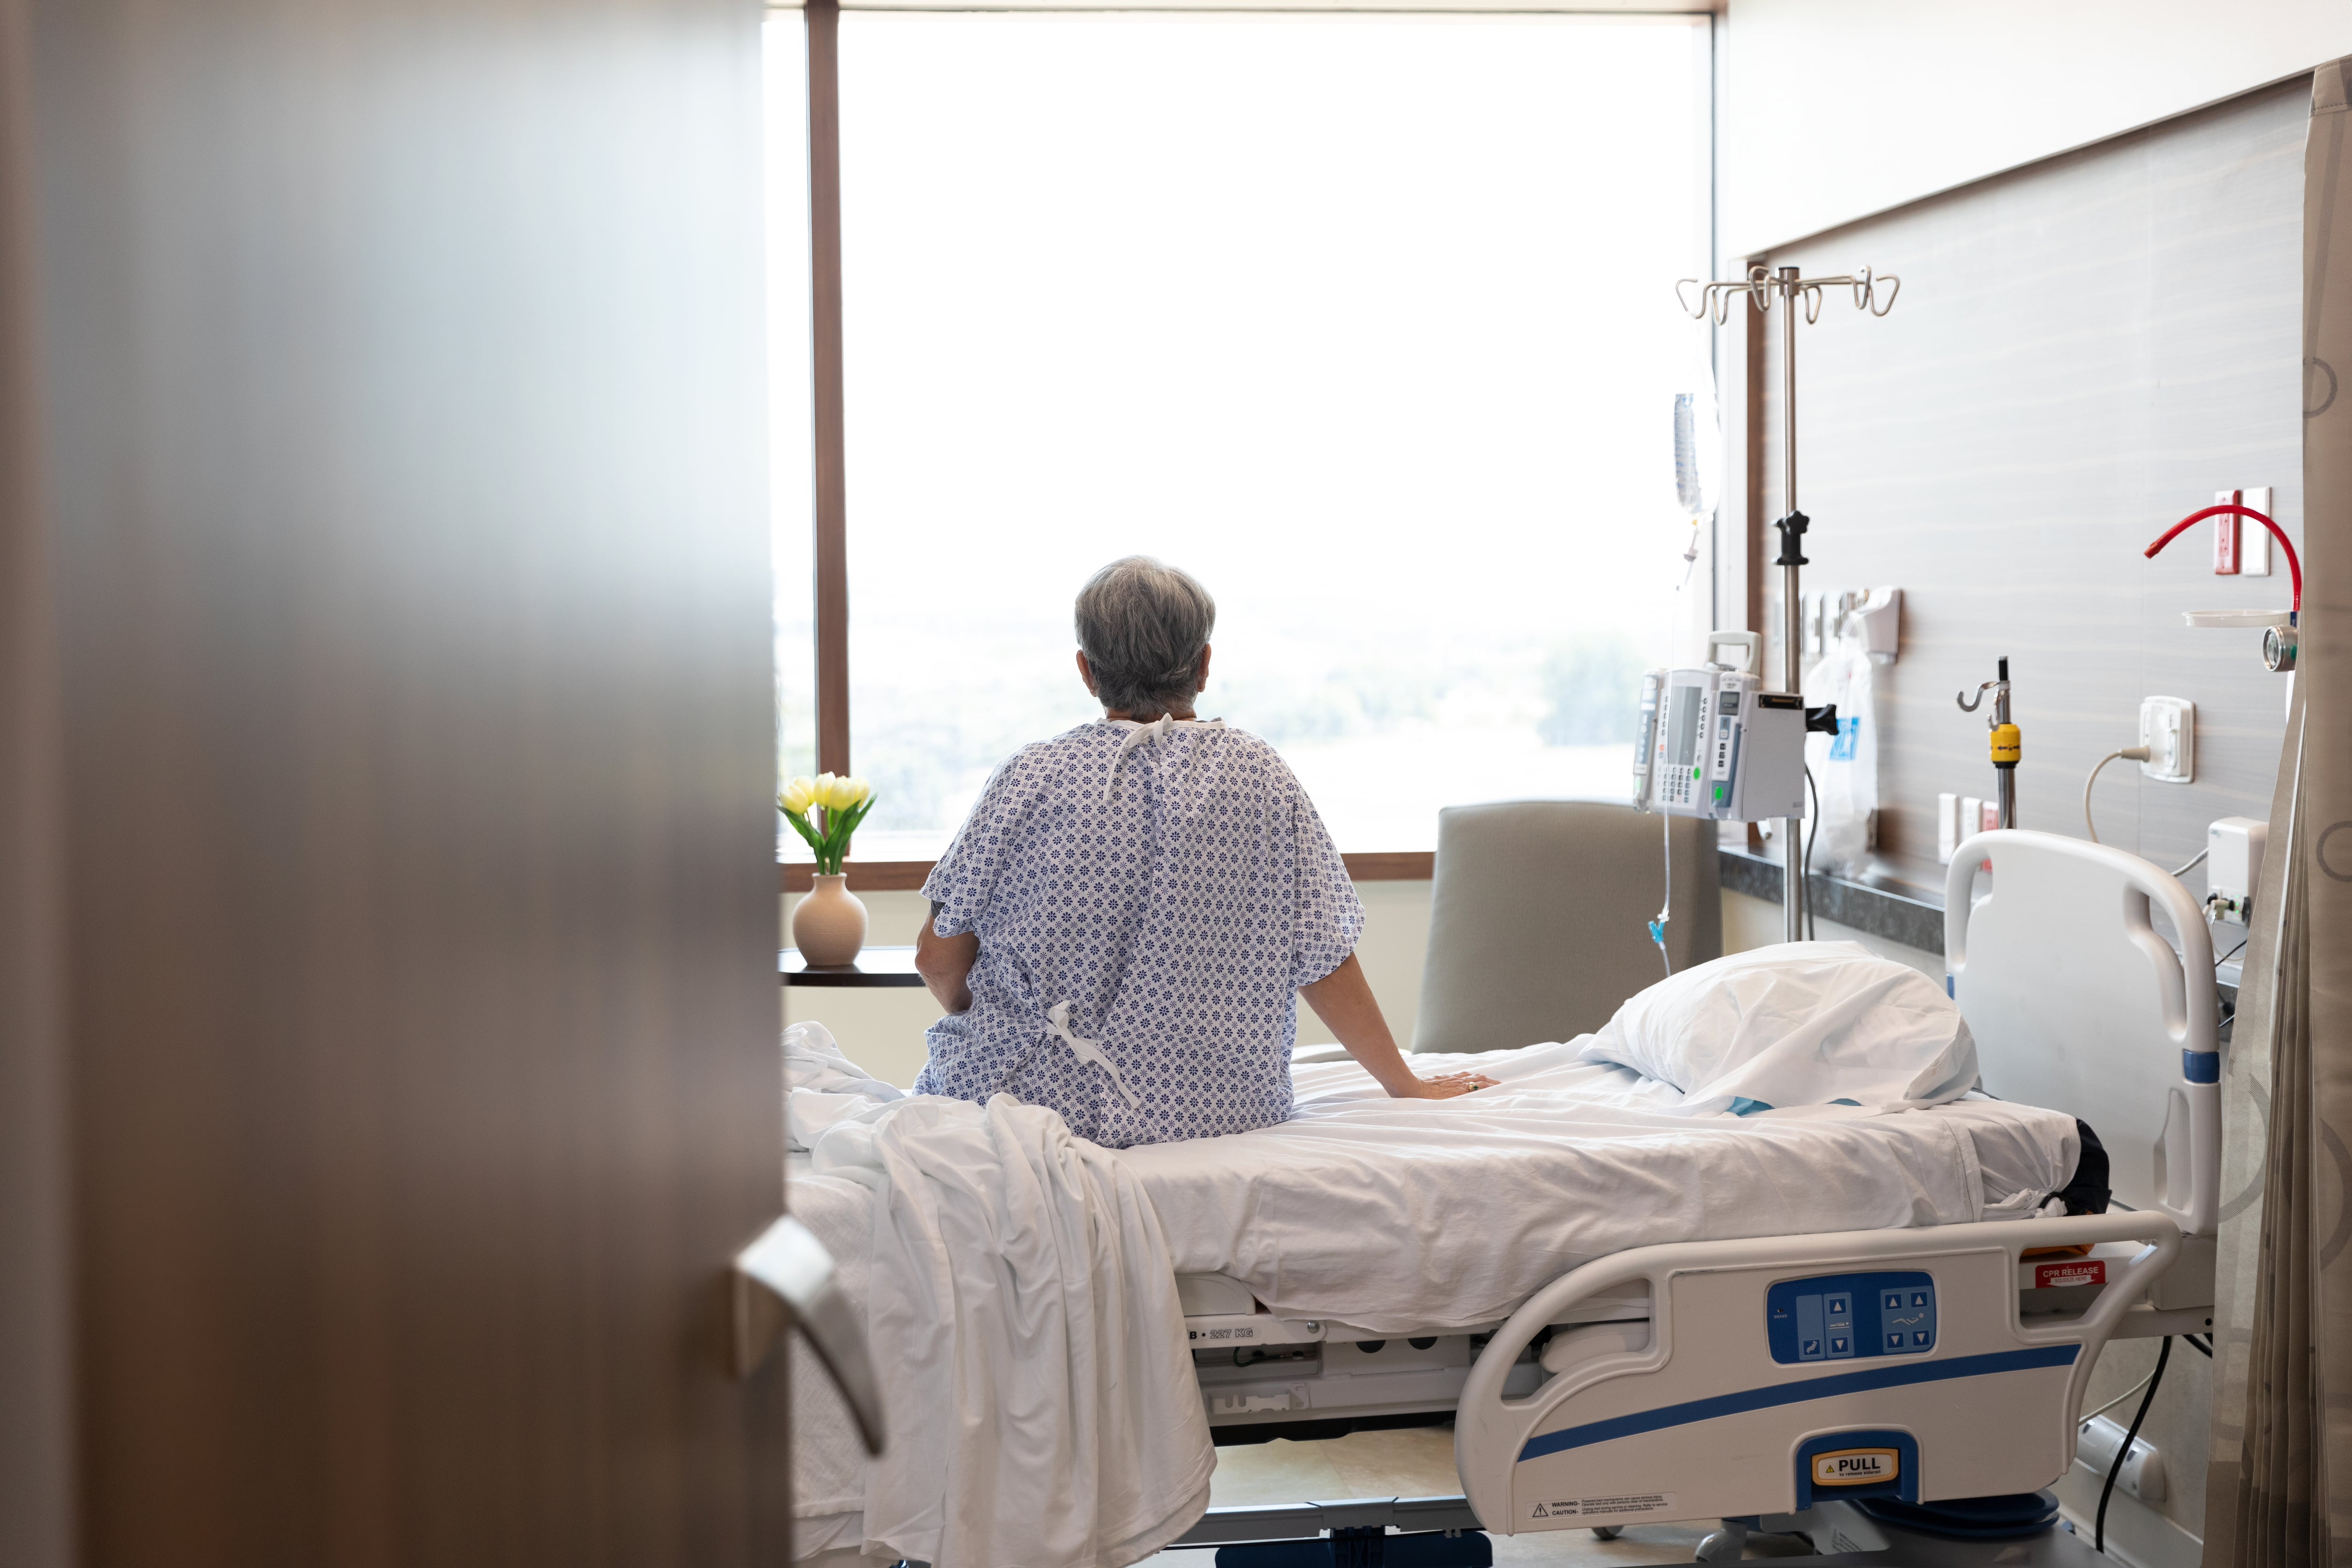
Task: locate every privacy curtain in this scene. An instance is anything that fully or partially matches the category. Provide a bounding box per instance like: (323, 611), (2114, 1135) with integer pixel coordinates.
(2205, 56), (2352, 1568)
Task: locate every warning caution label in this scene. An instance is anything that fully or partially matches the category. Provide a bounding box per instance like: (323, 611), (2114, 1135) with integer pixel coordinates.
(1530, 1493), (1677, 1521)
(1580, 1493), (1677, 1519)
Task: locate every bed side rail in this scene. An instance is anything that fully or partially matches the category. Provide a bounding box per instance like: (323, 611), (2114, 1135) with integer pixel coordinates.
(1946, 829), (2221, 1235)
(1454, 1213), (2179, 1536)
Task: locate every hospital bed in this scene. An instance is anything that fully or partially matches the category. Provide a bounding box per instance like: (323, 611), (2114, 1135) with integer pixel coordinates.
(1167, 831), (2218, 1563)
(777, 830), (2219, 1566)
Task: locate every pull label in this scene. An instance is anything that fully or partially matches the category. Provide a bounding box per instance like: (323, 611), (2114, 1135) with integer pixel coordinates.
(1812, 1449), (1899, 1486)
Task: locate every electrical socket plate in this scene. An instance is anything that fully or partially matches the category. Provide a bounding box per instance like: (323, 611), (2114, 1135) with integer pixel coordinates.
(2243, 485), (2273, 576)
(2140, 696), (2195, 784)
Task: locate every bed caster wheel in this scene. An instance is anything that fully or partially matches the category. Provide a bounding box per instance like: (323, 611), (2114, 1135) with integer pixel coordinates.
(1694, 1520), (1748, 1562)
(1590, 1526), (1622, 1541)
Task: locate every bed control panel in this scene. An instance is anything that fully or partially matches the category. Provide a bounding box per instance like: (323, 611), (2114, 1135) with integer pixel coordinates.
(1765, 1271), (1936, 1364)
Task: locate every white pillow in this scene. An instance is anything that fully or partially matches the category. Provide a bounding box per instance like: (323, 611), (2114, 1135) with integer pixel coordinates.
(1576, 940), (1977, 1115)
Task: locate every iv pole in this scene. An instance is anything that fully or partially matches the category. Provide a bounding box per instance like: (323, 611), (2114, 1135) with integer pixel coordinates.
(1677, 263), (1899, 943)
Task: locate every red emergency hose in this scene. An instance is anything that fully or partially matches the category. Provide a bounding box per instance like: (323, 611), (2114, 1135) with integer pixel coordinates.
(2144, 504), (2301, 616)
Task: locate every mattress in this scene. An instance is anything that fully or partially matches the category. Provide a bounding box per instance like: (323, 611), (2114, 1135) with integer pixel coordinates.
(1118, 1038), (2077, 1334)
(783, 1039), (2079, 1556)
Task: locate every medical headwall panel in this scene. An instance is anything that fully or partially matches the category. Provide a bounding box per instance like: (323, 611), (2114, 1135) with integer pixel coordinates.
(1742, 78), (2306, 886)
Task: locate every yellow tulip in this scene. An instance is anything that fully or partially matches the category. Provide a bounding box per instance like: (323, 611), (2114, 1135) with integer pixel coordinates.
(839, 775), (872, 808)
(779, 777), (815, 816)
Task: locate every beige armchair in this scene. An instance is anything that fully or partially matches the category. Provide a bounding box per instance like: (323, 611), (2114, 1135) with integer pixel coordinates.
(1410, 800), (1721, 1055)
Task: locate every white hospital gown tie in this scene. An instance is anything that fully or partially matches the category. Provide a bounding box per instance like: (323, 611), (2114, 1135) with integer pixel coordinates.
(1045, 1001), (1142, 1110)
(1101, 715), (1226, 800)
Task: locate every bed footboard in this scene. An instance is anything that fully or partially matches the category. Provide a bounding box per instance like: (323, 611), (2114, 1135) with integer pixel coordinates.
(1454, 1213), (2179, 1535)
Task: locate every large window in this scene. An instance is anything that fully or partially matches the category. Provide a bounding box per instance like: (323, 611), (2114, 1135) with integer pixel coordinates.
(774, 10), (1711, 860)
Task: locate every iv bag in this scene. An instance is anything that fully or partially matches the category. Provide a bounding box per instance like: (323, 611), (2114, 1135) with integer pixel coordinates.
(1802, 633), (1879, 876)
(1672, 349), (1722, 521)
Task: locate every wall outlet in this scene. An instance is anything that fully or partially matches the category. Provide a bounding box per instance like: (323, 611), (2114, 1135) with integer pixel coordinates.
(2214, 488), (2240, 575)
(2207, 816), (2268, 923)
(2243, 485), (2273, 576)
(2139, 696), (2195, 784)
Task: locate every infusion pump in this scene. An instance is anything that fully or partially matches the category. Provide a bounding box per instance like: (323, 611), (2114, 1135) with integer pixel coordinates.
(1634, 633), (1808, 822)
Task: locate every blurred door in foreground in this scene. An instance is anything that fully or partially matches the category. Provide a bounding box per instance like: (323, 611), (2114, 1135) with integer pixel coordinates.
(0, 0), (784, 1563)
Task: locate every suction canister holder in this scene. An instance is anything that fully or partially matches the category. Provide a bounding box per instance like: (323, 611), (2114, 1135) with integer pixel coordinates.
(1955, 657), (2020, 829)
(2144, 502), (2303, 673)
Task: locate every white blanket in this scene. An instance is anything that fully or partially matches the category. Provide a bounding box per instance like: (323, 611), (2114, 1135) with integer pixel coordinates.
(1117, 1039), (2075, 1334)
(809, 1091), (1212, 1568)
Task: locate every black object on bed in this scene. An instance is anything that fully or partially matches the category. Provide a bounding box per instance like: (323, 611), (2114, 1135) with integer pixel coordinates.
(2049, 1119), (2113, 1215)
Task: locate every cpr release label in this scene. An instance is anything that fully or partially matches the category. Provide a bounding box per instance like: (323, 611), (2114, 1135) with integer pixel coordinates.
(1529, 1492), (1676, 1522)
(2034, 1259), (2106, 1289)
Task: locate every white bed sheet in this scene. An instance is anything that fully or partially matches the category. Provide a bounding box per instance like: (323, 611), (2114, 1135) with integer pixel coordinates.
(784, 1037), (2078, 1561)
(1118, 1038), (2077, 1334)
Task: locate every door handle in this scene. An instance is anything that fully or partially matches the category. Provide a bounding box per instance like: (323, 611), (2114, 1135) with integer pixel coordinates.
(732, 1214), (886, 1455)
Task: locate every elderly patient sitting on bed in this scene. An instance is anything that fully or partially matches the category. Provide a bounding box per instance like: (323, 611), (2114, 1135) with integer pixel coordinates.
(912, 555), (1495, 1149)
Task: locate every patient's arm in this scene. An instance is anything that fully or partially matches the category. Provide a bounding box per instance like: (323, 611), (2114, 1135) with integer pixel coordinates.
(915, 902), (978, 1013)
(1298, 953), (1498, 1099)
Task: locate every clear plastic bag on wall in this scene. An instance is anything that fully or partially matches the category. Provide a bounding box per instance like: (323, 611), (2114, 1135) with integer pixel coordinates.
(1802, 635), (1879, 876)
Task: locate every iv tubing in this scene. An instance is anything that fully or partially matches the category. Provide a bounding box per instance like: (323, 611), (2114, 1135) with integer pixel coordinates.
(2144, 505), (2301, 615)
(1649, 519), (1706, 979)
(1649, 816), (1673, 978)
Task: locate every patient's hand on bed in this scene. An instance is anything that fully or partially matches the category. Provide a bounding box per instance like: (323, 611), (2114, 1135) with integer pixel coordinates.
(1299, 952), (1500, 1100)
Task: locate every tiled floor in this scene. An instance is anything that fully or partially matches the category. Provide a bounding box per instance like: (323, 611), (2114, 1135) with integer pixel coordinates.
(1136, 1427), (1731, 1566)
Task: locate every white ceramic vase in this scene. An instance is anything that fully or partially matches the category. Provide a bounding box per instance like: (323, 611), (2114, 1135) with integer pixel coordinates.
(793, 873), (868, 966)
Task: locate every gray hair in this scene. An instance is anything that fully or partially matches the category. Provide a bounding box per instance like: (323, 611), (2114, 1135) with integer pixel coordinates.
(1074, 557), (1216, 718)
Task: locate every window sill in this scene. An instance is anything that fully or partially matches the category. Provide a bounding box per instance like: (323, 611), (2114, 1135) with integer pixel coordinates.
(1716, 843), (1947, 954)
(779, 849), (1436, 894)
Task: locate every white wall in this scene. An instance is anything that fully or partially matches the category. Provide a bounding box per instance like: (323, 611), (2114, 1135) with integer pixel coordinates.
(783, 880), (1438, 1088)
(1722, 0), (2352, 255)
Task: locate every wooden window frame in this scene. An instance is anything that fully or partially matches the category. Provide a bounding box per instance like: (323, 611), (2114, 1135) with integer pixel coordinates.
(807, 0), (850, 781)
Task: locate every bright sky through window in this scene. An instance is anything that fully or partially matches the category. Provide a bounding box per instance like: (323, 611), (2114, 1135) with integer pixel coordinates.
(775, 12), (1712, 858)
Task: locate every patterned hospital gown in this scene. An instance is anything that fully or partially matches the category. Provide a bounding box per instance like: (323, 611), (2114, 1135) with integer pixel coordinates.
(915, 717), (1364, 1148)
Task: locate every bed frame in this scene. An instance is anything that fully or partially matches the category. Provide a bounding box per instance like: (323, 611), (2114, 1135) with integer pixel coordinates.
(1165, 830), (2219, 1563)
